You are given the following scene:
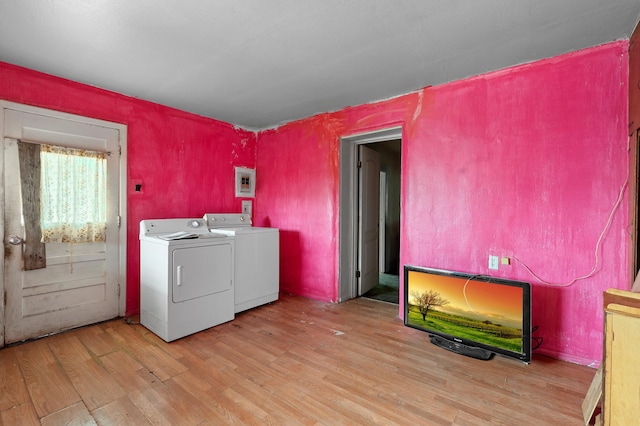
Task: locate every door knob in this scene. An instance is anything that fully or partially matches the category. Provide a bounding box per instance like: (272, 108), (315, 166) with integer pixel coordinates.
(8, 236), (23, 245)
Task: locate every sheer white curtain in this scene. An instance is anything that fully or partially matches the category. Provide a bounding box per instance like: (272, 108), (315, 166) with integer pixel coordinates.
(40, 144), (107, 243)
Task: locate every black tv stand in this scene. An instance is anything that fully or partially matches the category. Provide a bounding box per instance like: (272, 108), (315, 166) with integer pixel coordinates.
(429, 335), (494, 361)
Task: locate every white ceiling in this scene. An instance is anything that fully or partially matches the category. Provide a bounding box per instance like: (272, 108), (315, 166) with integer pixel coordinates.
(1, 1), (639, 130)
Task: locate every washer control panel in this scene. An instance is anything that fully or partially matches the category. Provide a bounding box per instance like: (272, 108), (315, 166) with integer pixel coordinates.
(204, 214), (252, 228)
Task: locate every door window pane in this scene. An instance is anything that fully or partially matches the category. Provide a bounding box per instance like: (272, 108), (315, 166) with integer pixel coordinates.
(40, 144), (107, 243)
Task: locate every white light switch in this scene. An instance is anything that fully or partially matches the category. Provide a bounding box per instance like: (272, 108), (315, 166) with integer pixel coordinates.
(242, 200), (252, 216)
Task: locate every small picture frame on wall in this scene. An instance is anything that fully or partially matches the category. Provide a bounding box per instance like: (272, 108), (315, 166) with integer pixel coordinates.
(235, 166), (255, 198)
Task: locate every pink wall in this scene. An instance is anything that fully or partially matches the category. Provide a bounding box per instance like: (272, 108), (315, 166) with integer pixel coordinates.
(256, 42), (630, 365)
(0, 41), (630, 365)
(0, 62), (257, 315)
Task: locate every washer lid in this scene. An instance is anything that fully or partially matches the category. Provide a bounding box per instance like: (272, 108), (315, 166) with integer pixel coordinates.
(209, 227), (278, 236)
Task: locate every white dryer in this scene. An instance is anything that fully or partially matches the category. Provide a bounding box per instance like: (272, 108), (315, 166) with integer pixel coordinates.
(204, 213), (279, 313)
(139, 218), (234, 341)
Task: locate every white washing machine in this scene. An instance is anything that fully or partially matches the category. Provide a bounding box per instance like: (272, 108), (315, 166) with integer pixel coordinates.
(204, 213), (279, 313)
(139, 218), (235, 341)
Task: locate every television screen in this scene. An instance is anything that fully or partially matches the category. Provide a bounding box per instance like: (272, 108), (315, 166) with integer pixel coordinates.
(404, 265), (531, 363)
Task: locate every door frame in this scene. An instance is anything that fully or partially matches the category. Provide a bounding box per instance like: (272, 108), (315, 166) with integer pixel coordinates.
(338, 126), (401, 302)
(0, 101), (128, 344)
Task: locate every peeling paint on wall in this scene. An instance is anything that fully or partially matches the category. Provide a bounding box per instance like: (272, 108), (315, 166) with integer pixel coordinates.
(0, 40), (630, 365)
(0, 61), (257, 315)
(256, 41), (630, 365)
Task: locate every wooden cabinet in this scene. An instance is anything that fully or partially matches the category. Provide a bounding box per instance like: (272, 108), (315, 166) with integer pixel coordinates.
(602, 289), (640, 425)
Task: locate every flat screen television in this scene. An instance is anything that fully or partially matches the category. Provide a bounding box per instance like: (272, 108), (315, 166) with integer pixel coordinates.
(404, 265), (531, 363)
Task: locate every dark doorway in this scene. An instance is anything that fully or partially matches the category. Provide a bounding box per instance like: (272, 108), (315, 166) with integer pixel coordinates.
(361, 139), (401, 304)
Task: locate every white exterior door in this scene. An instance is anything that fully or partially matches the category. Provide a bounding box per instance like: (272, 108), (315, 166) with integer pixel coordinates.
(2, 106), (124, 344)
(358, 145), (380, 295)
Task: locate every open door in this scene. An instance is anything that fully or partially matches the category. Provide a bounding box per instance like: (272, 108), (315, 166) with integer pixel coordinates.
(358, 145), (380, 295)
(379, 171), (387, 273)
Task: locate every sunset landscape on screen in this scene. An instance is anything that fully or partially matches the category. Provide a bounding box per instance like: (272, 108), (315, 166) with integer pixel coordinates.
(407, 270), (523, 329)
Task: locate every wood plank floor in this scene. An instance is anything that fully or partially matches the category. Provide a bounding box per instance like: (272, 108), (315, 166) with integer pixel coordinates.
(0, 294), (595, 425)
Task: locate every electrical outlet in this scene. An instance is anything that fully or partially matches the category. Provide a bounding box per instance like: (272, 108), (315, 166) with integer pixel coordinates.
(488, 255), (499, 270)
